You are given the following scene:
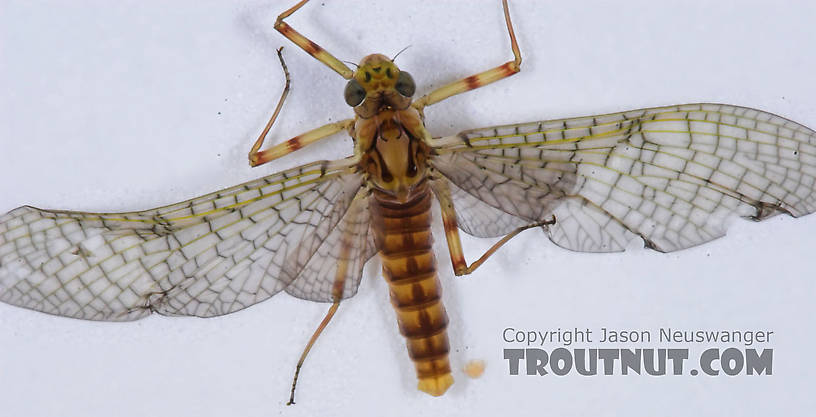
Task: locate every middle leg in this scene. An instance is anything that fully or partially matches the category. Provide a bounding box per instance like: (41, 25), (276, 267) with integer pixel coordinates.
(432, 178), (554, 276)
(286, 233), (356, 405)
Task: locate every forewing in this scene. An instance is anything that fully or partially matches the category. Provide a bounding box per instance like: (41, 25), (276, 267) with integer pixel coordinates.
(0, 159), (366, 321)
(431, 103), (816, 252)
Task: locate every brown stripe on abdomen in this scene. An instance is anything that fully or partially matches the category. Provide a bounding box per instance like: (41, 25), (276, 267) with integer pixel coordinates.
(370, 183), (453, 396)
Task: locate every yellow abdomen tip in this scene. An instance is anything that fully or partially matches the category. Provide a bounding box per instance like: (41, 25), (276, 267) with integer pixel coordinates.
(417, 373), (454, 397)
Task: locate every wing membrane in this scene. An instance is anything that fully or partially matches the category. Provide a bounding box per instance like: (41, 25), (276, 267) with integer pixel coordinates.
(0, 159), (369, 321)
(439, 179), (528, 239)
(431, 103), (816, 252)
(284, 188), (377, 301)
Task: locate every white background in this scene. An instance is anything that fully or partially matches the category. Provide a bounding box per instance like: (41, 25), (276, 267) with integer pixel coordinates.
(1, 1), (815, 416)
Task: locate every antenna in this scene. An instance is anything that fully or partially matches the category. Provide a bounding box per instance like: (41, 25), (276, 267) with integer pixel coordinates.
(391, 45), (412, 62)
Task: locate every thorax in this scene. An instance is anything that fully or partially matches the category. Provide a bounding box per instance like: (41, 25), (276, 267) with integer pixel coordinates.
(353, 107), (433, 202)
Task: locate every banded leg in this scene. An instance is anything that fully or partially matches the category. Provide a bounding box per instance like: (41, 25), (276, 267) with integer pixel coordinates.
(275, 0), (354, 79)
(250, 120), (353, 167)
(412, 0), (521, 111)
(286, 231), (355, 405)
(433, 179), (554, 276)
(249, 47), (353, 167)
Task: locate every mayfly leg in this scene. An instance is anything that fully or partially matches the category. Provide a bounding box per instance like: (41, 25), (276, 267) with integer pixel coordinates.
(431, 180), (554, 276)
(286, 228), (356, 405)
(275, 0), (354, 79)
(287, 300), (341, 406)
(249, 47), (353, 167)
(412, 0), (521, 111)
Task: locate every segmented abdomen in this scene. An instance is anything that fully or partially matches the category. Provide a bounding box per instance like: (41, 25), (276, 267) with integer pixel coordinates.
(370, 182), (453, 396)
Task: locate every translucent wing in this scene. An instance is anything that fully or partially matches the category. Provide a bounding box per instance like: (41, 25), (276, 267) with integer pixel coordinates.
(0, 158), (371, 321)
(284, 189), (377, 301)
(437, 179), (527, 239)
(431, 103), (816, 252)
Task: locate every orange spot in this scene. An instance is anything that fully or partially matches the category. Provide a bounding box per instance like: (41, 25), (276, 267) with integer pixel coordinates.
(500, 62), (518, 76)
(464, 75), (481, 91)
(464, 359), (486, 379)
(452, 258), (466, 273)
(304, 39), (322, 55)
(443, 219), (458, 233)
(287, 137), (303, 151)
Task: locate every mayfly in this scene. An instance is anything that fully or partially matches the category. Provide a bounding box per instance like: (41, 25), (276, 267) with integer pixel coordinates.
(1, 0), (815, 403)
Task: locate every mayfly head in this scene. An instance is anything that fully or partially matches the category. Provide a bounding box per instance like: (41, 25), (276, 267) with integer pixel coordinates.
(345, 53), (415, 118)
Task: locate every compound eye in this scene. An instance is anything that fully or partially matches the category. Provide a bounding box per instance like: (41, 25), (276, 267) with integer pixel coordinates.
(395, 70), (415, 97)
(344, 79), (366, 107)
